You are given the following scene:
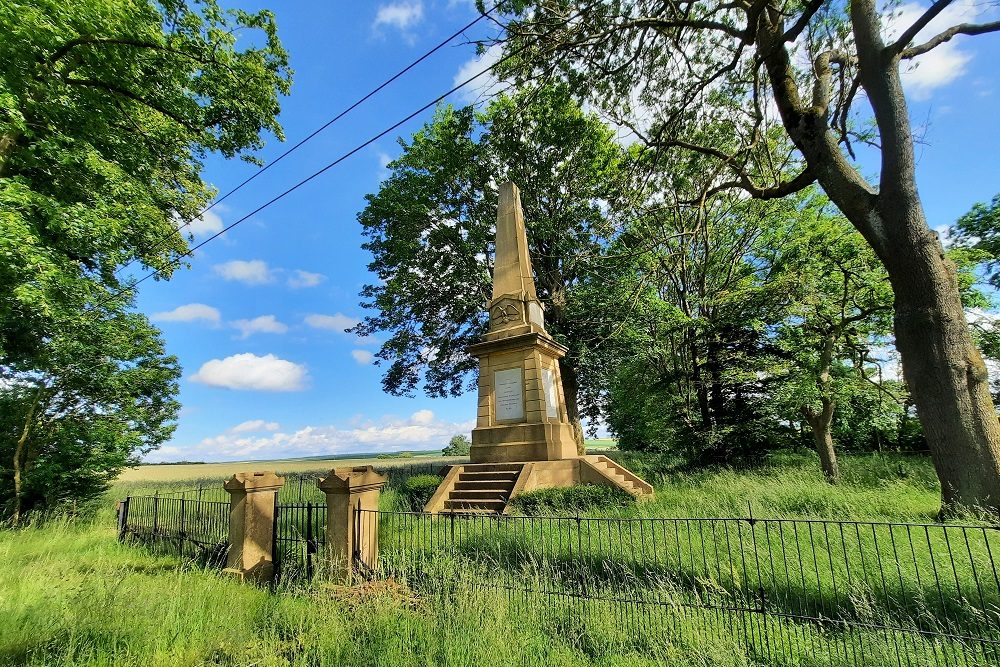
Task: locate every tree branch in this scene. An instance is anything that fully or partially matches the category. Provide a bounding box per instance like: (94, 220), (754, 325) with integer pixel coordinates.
(621, 16), (749, 42)
(705, 165), (816, 200)
(61, 77), (197, 131)
(48, 35), (205, 65)
(782, 0), (826, 44)
(901, 20), (1000, 59)
(886, 0), (954, 57)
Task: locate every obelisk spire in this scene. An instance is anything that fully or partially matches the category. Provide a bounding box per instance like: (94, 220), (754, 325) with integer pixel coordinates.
(492, 181), (538, 302)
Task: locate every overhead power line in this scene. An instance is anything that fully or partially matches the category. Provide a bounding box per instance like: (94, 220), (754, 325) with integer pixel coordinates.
(114, 4), (498, 279)
(113, 41), (520, 299)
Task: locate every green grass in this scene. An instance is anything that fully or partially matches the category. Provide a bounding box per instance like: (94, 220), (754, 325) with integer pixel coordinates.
(0, 517), (756, 666)
(3, 450), (996, 666)
(610, 450), (946, 522)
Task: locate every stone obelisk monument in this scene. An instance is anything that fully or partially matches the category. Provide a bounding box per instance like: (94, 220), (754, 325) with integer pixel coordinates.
(466, 181), (577, 463)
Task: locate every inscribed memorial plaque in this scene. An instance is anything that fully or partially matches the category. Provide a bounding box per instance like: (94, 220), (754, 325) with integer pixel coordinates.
(495, 368), (524, 421)
(542, 367), (559, 418)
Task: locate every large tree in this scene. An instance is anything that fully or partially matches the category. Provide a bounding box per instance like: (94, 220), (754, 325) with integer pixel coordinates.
(353, 86), (628, 447)
(490, 0), (1000, 512)
(1, 0), (290, 519)
(0, 299), (180, 522)
(773, 203), (895, 483)
(589, 150), (802, 462)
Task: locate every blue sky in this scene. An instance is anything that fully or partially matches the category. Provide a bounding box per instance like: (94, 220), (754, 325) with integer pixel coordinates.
(135, 1), (1000, 463)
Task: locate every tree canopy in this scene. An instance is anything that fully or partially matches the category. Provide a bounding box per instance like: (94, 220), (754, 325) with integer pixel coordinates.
(0, 0), (291, 519)
(486, 0), (1000, 513)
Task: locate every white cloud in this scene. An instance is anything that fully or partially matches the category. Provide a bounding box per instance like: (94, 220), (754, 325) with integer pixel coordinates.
(151, 303), (221, 326)
(305, 313), (360, 333)
(287, 269), (326, 289)
(190, 353), (308, 391)
(144, 445), (183, 463)
(411, 409), (434, 425)
(213, 260), (274, 285)
(376, 150), (393, 180)
(886, 0), (989, 99)
(373, 1), (424, 31)
(351, 349), (375, 365)
(453, 43), (506, 105)
(174, 206), (226, 238)
(230, 315), (288, 339)
(188, 209), (224, 237)
(231, 419), (281, 433)
(193, 412), (476, 460)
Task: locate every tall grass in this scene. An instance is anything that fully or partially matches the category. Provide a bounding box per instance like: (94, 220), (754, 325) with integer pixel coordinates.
(3, 450), (987, 666)
(0, 519), (749, 666)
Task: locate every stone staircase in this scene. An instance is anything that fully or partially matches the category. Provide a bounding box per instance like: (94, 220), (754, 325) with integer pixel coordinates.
(583, 455), (654, 498)
(423, 457), (653, 515)
(439, 463), (525, 514)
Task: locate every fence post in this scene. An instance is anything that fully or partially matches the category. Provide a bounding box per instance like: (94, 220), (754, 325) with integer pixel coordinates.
(222, 471), (285, 584)
(179, 497), (187, 557)
(317, 465), (388, 583)
(306, 502), (314, 580)
(117, 497), (130, 542)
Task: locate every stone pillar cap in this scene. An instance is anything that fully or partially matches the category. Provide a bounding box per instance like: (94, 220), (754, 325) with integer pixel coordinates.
(224, 471), (285, 492)
(317, 465), (388, 493)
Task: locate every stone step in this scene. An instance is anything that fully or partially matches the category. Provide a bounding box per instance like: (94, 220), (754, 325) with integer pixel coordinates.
(444, 498), (506, 512)
(460, 463), (523, 472)
(454, 480), (513, 491)
(458, 471), (518, 482)
(449, 489), (509, 501)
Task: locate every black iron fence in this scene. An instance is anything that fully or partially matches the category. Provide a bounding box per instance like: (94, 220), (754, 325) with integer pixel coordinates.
(119, 494), (328, 581)
(358, 510), (1000, 667)
(118, 490), (1000, 665)
(118, 495), (229, 566)
(138, 460), (453, 504)
(273, 501), (327, 579)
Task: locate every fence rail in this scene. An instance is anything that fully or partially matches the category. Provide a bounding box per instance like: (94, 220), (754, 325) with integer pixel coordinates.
(118, 495), (229, 566)
(137, 460), (453, 504)
(360, 509), (1000, 667)
(117, 491), (1000, 665)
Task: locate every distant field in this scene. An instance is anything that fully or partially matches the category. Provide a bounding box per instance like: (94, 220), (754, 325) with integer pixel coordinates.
(116, 452), (457, 483)
(118, 440), (619, 484)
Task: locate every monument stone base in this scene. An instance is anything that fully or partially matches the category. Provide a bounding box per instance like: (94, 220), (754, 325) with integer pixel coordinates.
(470, 422), (578, 463)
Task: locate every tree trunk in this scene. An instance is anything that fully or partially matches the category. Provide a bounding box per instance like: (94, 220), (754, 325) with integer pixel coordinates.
(804, 399), (840, 484)
(560, 358), (586, 455)
(689, 337), (712, 428)
(12, 388), (42, 524)
(758, 2), (1000, 512)
(706, 336), (725, 424)
(885, 231), (1000, 510)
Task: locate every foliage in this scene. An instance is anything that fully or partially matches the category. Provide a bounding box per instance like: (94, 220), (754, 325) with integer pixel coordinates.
(399, 474), (442, 512)
(488, 0), (1000, 513)
(0, 0), (291, 363)
(588, 171), (814, 464)
(508, 484), (634, 515)
(0, 0), (290, 519)
(0, 302), (180, 520)
(952, 194), (1000, 288)
(442, 434), (471, 457)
